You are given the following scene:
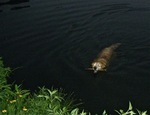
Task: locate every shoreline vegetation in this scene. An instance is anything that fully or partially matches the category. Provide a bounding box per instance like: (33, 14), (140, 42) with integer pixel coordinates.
(0, 57), (148, 115)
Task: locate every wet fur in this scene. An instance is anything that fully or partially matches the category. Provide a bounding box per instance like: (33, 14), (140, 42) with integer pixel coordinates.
(91, 43), (121, 72)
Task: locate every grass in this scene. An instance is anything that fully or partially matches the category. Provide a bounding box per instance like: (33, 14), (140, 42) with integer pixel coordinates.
(0, 57), (148, 115)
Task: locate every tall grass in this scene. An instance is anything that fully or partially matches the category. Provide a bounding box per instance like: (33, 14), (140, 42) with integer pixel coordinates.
(0, 57), (148, 115)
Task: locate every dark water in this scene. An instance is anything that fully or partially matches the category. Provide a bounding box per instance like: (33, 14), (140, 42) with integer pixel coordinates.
(0, 0), (150, 114)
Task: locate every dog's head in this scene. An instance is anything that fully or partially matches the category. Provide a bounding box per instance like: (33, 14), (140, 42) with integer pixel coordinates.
(92, 62), (102, 73)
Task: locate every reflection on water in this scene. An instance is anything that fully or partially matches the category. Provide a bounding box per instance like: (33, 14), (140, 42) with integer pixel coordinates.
(0, 0), (30, 11)
(0, 0), (150, 114)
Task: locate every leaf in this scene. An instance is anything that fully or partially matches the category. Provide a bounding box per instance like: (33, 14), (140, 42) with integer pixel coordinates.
(37, 95), (49, 100)
(54, 96), (62, 102)
(102, 110), (107, 115)
(119, 109), (124, 113)
(51, 90), (58, 95)
(37, 95), (45, 98)
(136, 109), (148, 115)
(128, 101), (133, 110)
(142, 111), (148, 115)
(129, 111), (136, 115)
(80, 110), (87, 115)
(137, 109), (142, 115)
(71, 108), (79, 115)
(47, 89), (57, 97)
(115, 110), (122, 115)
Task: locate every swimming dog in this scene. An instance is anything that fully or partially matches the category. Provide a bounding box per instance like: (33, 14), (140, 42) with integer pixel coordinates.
(87, 43), (121, 73)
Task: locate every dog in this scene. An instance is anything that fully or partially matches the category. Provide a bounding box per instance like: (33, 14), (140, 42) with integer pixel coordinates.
(86, 43), (121, 73)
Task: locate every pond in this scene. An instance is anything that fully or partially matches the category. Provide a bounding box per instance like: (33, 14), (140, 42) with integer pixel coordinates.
(0, 0), (150, 114)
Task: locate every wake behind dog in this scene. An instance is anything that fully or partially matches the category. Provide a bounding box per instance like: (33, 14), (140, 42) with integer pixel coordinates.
(86, 43), (121, 73)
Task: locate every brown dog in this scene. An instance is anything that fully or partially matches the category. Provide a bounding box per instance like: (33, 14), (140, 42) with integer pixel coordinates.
(87, 43), (121, 73)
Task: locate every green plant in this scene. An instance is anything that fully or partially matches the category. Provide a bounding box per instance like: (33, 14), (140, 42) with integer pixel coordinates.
(137, 109), (148, 115)
(70, 108), (91, 115)
(0, 57), (12, 100)
(27, 87), (78, 115)
(115, 102), (148, 115)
